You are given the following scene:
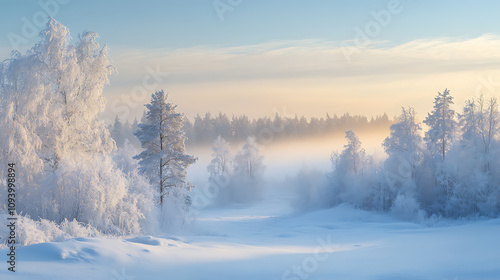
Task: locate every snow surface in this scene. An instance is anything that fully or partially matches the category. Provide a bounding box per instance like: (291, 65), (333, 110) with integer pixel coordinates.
(2, 188), (500, 280)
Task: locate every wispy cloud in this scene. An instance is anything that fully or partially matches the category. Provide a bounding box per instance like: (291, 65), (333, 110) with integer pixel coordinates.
(102, 35), (500, 121)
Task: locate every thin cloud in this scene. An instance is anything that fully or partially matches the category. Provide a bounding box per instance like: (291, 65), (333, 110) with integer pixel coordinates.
(102, 35), (500, 121)
(109, 35), (500, 86)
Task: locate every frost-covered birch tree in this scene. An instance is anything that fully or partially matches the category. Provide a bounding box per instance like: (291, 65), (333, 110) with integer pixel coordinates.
(207, 136), (233, 180)
(337, 130), (368, 175)
(383, 107), (424, 184)
(1, 18), (115, 170)
(0, 18), (153, 236)
(234, 137), (264, 179)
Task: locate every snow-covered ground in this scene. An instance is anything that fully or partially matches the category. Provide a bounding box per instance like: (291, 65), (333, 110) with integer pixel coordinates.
(2, 187), (500, 280)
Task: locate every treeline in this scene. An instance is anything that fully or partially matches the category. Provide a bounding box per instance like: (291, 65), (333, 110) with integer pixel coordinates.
(111, 112), (393, 148)
(109, 117), (141, 148)
(183, 112), (392, 145)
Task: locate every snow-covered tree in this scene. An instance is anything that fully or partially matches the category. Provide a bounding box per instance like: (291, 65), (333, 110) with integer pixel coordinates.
(132, 118), (139, 132)
(123, 119), (132, 140)
(481, 97), (500, 155)
(112, 116), (125, 148)
(234, 137), (264, 179)
(126, 118), (142, 148)
(379, 108), (425, 212)
(472, 96), (500, 171)
(0, 87), (44, 177)
(134, 90), (197, 206)
(0, 17), (114, 182)
(444, 96), (500, 217)
(329, 130), (374, 208)
(459, 99), (479, 149)
(1, 18), (115, 171)
(204, 136), (234, 206)
(0, 18), (153, 236)
(383, 108), (423, 160)
(336, 130), (368, 175)
(207, 136), (233, 179)
(423, 89), (457, 160)
(383, 107), (424, 185)
(209, 137), (265, 205)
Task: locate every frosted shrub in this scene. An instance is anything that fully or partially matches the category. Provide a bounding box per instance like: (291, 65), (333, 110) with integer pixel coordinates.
(15, 216), (99, 246)
(391, 194), (425, 222)
(328, 131), (375, 208)
(113, 142), (159, 234)
(49, 155), (146, 235)
(160, 189), (191, 233)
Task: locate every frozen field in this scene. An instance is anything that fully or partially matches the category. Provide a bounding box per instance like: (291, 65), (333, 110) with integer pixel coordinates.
(2, 188), (500, 280)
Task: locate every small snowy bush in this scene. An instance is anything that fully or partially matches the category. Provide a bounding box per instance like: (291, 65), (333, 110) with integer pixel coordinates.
(391, 194), (425, 222)
(0, 215), (99, 246)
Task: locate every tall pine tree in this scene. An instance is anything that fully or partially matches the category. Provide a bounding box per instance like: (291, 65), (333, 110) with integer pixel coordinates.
(423, 89), (457, 160)
(134, 90), (197, 206)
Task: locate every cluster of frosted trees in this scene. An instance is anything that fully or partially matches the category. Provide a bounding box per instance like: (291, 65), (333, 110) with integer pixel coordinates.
(183, 112), (391, 145)
(206, 136), (265, 205)
(0, 19), (195, 243)
(296, 89), (500, 219)
(109, 116), (141, 149)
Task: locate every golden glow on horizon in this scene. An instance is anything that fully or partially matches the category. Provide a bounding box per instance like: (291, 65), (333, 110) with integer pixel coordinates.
(103, 36), (500, 123)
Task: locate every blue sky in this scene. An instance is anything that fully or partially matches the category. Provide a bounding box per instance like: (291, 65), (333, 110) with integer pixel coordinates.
(3, 0), (500, 49)
(2, 0), (500, 122)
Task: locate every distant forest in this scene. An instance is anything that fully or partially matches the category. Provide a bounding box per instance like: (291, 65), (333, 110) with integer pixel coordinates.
(110, 112), (393, 148)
